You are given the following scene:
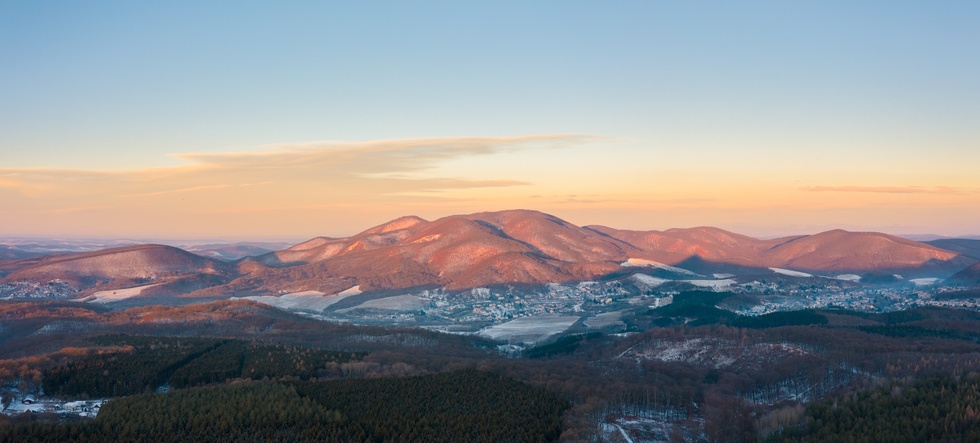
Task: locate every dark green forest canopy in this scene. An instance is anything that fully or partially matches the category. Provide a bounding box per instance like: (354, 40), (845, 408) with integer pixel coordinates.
(42, 335), (365, 399)
(0, 370), (567, 443)
(4, 297), (980, 441)
(772, 375), (980, 443)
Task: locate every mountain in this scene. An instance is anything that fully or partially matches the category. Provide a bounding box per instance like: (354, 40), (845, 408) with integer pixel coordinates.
(0, 246), (45, 260)
(949, 263), (980, 286)
(242, 210), (628, 292)
(925, 239), (980, 261)
(762, 229), (970, 273)
(585, 225), (794, 270)
(185, 242), (294, 261)
(4, 210), (977, 300)
(2, 244), (231, 293)
(223, 210), (973, 295)
(587, 226), (971, 275)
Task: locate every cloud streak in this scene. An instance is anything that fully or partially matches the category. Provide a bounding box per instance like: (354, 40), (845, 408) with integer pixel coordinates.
(0, 134), (597, 196)
(0, 134), (602, 237)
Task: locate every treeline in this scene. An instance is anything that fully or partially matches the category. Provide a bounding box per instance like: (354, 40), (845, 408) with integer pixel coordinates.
(637, 292), (829, 329)
(43, 336), (221, 398)
(0, 370), (567, 443)
(43, 335), (363, 398)
(857, 325), (980, 343)
(771, 374), (980, 442)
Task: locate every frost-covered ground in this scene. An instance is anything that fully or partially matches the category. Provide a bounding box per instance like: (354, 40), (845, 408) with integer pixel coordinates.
(631, 274), (670, 287)
(599, 410), (703, 443)
(478, 314), (580, 344)
(584, 310), (628, 329)
(82, 283), (162, 303)
(769, 268), (813, 278)
(336, 294), (426, 313)
(621, 258), (701, 276)
(235, 287), (361, 312)
(622, 338), (811, 370)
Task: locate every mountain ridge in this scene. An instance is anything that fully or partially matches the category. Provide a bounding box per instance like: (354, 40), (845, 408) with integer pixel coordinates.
(2, 210), (976, 297)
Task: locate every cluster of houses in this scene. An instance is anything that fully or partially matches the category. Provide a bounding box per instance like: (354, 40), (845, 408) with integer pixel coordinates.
(3, 393), (103, 418)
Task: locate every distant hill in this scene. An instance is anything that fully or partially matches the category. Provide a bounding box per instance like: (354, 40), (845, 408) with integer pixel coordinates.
(185, 242), (294, 261)
(949, 263), (980, 286)
(2, 244), (231, 294)
(925, 238), (980, 260)
(588, 226), (971, 275)
(0, 246), (43, 260)
(762, 229), (969, 273)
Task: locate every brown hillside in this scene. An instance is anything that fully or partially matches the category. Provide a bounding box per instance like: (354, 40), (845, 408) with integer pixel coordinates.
(763, 230), (972, 272)
(3, 244), (229, 288)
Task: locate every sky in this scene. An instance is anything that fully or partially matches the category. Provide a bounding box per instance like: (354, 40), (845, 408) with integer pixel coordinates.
(1, 1), (978, 241)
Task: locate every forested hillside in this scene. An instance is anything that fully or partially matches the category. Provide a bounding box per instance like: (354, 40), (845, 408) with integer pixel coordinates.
(771, 375), (980, 442)
(41, 335), (363, 398)
(0, 371), (567, 443)
(3, 297), (980, 441)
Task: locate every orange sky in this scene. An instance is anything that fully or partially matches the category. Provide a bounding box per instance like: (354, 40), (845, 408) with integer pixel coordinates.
(1, 135), (977, 240)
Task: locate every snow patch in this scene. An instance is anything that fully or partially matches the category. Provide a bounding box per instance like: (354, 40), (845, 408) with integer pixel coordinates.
(285, 290), (325, 297)
(235, 287), (359, 312)
(712, 273), (735, 279)
(478, 314), (579, 344)
(769, 267), (813, 278)
(410, 234), (441, 244)
(337, 294), (425, 312)
(621, 258), (701, 276)
(336, 285), (362, 296)
(631, 274), (670, 287)
(834, 274), (862, 282)
(910, 277), (939, 286)
(85, 284), (162, 303)
(585, 310), (627, 329)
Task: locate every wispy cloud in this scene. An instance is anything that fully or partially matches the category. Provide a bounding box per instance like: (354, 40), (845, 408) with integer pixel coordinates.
(0, 135), (597, 197)
(0, 135), (602, 236)
(801, 185), (966, 195)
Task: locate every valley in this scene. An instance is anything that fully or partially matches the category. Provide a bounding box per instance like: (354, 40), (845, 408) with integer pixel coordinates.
(2, 210), (977, 347)
(1, 211), (979, 442)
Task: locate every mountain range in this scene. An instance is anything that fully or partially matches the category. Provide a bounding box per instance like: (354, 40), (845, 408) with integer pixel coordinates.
(1, 210), (977, 300)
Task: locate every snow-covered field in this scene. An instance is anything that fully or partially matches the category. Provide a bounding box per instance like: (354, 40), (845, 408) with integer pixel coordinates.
(335, 285), (363, 296)
(478, 314), (580, 344)
(910, 277), (939, 286)
(337, 294), (425, 313)
(236, 286), (362, 312)
(631, 274), (670, 287)
(769, 268), (813, 278)
(834, 274), (862, 282)
(585, 310), (628, 329)
(621, 258), (701, 276)
(627, 338), (811, 370)
(83, 283), (162, 303)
